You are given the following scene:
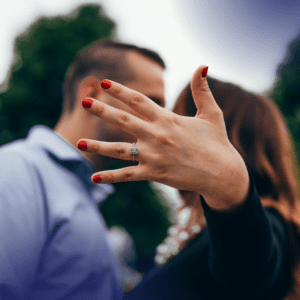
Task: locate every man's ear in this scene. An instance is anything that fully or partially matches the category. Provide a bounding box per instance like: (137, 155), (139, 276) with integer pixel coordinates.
(81, 76), (101, 99)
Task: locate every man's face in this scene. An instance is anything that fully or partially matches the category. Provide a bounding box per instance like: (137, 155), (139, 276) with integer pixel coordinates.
(100, 50), (166, 144)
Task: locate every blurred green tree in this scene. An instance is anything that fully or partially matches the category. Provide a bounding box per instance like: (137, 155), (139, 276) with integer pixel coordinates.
(0, 3), (172, 271)
(269, 31), (300, 162)
(0, 4), (115, 144)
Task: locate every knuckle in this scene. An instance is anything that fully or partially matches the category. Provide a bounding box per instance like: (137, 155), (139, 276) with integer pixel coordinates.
(151, 131), (171, 146)
(165, 114), (176, 125)
(173, 114), (184, 127)
(114, 84), (122, 95)
(156, 134), (170, 145)
(130, 93), (143, 106)
(199, 82), (210, 93)
(124, 172), (133, 182)
(158, 169), (166, 181)
(148, 130), (173, 147)
(211, 108), (224, 120)
(95, 105), (105, 116)
(106, 174), (114, 183)
(161, 111), (175, 125)
(155, 165), (168, 182)
(116, 113), (129, 126)
(96, 142), (103, 153)
(115, 144), (126, 158)
(218, 109), (224, 118)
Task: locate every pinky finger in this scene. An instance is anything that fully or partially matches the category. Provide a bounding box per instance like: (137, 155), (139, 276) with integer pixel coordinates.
(91, 166), (144, 184)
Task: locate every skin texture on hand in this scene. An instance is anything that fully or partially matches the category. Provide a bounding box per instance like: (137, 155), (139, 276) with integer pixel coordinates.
(79, 65), (250, 212)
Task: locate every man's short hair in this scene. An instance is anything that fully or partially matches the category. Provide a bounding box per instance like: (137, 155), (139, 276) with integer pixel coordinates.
(62, 39), (166, 114)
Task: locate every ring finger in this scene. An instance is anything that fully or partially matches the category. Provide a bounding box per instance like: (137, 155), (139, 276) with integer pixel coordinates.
(77, 139), (140, 161)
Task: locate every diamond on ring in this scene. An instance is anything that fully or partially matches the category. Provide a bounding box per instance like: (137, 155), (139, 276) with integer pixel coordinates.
(129, 142), (138, 161)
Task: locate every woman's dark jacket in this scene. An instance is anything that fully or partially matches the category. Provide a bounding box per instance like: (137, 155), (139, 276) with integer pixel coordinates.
(123, 168), (291, 300)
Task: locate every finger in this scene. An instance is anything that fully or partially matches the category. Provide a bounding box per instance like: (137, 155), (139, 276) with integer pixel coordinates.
(91, 166), (145, 184)
(82, 97), (148, 137)
(77, 139), (140, 161)
(100, 79), (164, 121)
(191, 65), (223, 119)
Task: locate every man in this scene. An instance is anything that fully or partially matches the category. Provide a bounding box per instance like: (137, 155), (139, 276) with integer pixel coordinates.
(0, 40), (166, 299)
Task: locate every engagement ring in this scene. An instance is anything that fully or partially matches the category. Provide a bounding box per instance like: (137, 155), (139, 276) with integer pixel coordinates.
(130, 142), (138, 161)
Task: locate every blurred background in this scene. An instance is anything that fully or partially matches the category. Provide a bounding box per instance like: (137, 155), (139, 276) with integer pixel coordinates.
(0, 0), (300, 290)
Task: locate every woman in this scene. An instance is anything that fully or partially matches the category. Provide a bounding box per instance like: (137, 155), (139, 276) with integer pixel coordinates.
(78, 65), (300, 299)
(155, 75), (300, 300)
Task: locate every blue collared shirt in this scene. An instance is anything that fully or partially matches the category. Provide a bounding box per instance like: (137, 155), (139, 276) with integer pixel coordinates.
(0, 125), (121, 300)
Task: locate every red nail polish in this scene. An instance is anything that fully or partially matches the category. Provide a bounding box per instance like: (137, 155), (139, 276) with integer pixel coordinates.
(82, 98), (93, 108)
(101, 80), (112, 89)
(92, 174), (102, 183)
(78, 141), (87, 151)
(202, 67), (209, 78)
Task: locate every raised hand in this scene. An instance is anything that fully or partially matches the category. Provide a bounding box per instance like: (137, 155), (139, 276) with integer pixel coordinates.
(78, 66), (250, 211)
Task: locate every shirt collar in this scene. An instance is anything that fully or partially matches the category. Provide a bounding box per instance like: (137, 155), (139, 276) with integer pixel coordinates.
(27, 125), (90, 164)
(26, 125), (115, 203)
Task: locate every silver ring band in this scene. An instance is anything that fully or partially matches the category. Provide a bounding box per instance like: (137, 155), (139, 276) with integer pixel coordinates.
(129, 142), (138, 161)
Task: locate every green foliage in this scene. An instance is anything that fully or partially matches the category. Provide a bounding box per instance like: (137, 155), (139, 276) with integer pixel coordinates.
(100, 164), (172, 272)
(269, 31), (300, 162)
(0, 4), (115, 145)
(0, 5), (172, 270)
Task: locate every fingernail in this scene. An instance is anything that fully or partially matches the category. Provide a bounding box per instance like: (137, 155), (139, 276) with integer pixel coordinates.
(77, 141), (87, 151)
(82, 98), (93, 108)
(92, 174), (102, 183)
(101, 80), (112, 89)
(202, 66), (209, 78)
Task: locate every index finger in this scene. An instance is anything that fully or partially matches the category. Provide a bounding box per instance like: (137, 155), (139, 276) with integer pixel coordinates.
(100, 79), (164, 121)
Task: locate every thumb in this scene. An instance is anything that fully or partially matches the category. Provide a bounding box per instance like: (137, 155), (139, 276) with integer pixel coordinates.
(191, 65), (222, 119)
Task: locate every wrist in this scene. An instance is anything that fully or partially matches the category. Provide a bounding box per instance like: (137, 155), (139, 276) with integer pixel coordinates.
(200, 153), (250, 212)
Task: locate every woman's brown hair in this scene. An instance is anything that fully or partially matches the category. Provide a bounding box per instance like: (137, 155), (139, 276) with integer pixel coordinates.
(172, 77), (300, 299)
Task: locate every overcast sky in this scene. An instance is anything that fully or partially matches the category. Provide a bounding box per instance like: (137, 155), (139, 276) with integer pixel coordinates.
(0, 0), (299, 202)
(1, 0), (299, 111)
